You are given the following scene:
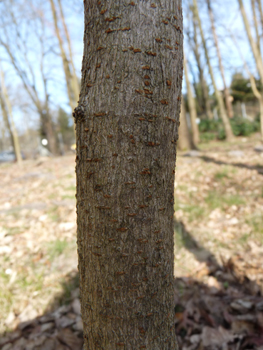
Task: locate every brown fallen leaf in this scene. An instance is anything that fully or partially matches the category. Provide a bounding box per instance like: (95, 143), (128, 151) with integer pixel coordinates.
(231, 320), (255, 335)
(39, 337), (57, 350)
(55, 315), (75, 329)
(201, 326), (234, 347)
(230, 299), (253, 313)
(57, 328), (83, 350)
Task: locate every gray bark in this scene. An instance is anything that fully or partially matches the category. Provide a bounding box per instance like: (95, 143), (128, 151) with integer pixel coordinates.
(75, 1), (183, 349)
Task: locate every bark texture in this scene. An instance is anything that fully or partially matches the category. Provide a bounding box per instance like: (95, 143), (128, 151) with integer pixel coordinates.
(75, 1), (183, 349)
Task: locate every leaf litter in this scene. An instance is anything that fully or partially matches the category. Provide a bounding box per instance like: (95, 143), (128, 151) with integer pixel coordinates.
(0, 137), (263, 349)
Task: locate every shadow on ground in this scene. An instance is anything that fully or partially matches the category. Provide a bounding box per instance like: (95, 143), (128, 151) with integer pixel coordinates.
(200, 155), (263, 176)
(1, 221), (263, 349)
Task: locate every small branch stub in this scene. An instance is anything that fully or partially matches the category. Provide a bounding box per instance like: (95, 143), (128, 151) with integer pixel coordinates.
(73, 106), (85, 122)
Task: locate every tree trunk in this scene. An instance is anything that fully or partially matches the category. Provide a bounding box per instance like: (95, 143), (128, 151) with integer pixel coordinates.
(178, 98), (192, 151)
(206, 0), (233, 119)
(0, 70), (22, 163)
(192, 13), (213, 120)
(193, 0), (234, 142)
(184, 57), (199, 146)
(75, 1), (183, 349)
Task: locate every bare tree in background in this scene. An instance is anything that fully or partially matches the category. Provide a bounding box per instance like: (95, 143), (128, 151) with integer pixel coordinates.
(49, 0), (79, 114)
(75, 0), (183, 348)
(238, 0), (263, 81)
(0, 113), (6, 151)
(192, 0), (234, 141)
(238, 0), (263, 141)
(184, 57), (200, 146)
(178, 97), (193, 151)
(187, 2), (213, 120)
(231, 31), (263, 142)
(57, 0), (80, 100)
(251, 0), (261, 52)
(0, 68), (22, 163)
(256, 0), (263, 35)
(0, 93), (12, 148)
(206, 0), (234, 120)
(0, 1), (58, 154)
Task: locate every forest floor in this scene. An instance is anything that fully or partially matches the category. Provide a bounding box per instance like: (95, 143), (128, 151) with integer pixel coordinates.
(0, 134), (263, 350)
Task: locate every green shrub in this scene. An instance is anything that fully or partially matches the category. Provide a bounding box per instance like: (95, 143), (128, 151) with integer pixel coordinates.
(199, 119), (220, 132)
(218, 127), (226, 140)
(199, 116), (260, 141)
(230, 117), (256, 136)
(200, 132), (216, 143)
